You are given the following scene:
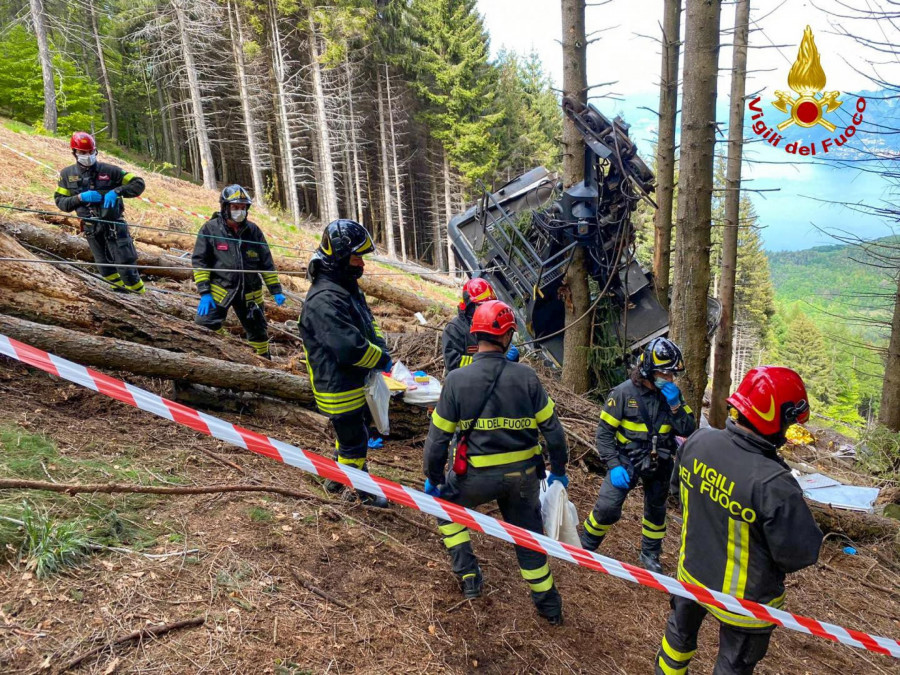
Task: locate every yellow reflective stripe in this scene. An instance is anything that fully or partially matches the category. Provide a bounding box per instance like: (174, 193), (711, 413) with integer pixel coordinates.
(353, 342), (382, 368)
(245, 289), (264, 303)
(724, 518), (750, 598)
(439, 522), (466, 536)
(261, 272), (279, 285)
(659, 424), (673, 434)
(431, 411), (458, 433)
(55, 186), (72, 196)
(372, 320), (385, 338)
(193, 270), (211, 282)
(584, 512), (610, 536)
(642, 518), (666, 531)
(599, 410), (620, 428)
(534, 398), (555, 424)
(677, 566), (777, 629)
(657, 656), (688, 675)
(248, 340), (269, 355)
(678, 482), (689, 571)
(620, 418), (649, 433)
(122, 172), (136, 184)
(662, 636), (695, 662)
(443, 530), (471, 548)
(528, 574), (554, 593)
(460, 417), (537, 431)
(520, 563), (550, 581)
(104, 273), (122, 282)
(210, 284), (227, 302)
(683, 405), (693, 415)
(314, 387), (366, 401)
(124, 280), (145, 291)
(615, 431), (630, 445)
(467, 446), (541, 468)
(337, 456), (365, 469)
(215, 327), (229, 336)
(459, 355), (473, 367)
(642, 528), (666, 540)
(315, 396), (366, 414)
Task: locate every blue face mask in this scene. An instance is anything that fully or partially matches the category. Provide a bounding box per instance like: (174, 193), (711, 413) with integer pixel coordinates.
(654, 377), (669, 390)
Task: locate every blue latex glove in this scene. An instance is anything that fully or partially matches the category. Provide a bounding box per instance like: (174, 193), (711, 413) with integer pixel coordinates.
(610, 466), (631, 490)
(273, 293), (286, 306)
(79, 190), (102, 204)
(660, 381), (682, 407)
(423, 478), (442, 497)
(547, 473), (569, 489)
(102, 191), (118, 208)
(197, 293), (216, 317)
(383, 357), (393, 373)
(368, 437), (384, 450)
(506, 344), (520, 362)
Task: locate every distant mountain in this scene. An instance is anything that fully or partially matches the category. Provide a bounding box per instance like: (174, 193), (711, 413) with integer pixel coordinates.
(767, 237), (898, 335)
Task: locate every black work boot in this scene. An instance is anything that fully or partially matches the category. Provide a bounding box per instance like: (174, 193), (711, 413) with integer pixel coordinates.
(323, 479), (344, 494)
(357, 490), (389, 508)
(460, 566), (483, 599)
(639, 551), (663, 574)
(545, 612), (564, 626)
(579, 529), (602, 552)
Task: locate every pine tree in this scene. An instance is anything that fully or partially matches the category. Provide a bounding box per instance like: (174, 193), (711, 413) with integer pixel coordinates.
(777, 308), (830, 405)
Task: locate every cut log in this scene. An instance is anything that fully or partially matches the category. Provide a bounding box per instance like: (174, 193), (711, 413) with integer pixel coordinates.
(808, 502), (900, 551)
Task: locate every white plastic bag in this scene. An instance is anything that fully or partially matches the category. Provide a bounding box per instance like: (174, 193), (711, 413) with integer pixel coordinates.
(540, 481), (582, 548)
(365, 370), (391, 435)
(403, 376), (442, 407)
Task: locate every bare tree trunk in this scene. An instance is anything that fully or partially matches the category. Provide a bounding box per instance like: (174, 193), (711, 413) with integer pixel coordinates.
(229, 0), (266, 206)
(652, 0), (681, 307)
(346, 61), (365, 224)
(172, 0), (216, 189)
(409, 170), (418, 259)
(156, 84), (173, 166)
(879, 277), (900, 430)
(308, 16), (339, 224)
(376, 69), (396, 256)
(385, 68), (407, 262)
(442, 149), (456, 274)
(429, 161), (444, 270)
(87, 0), (117, 141)
(269, 0), (300, 225)
(29, 0), (57, 133)
(710, 0), (750, 429)
(671, 0), (722, 417)
(560, 0), (590, 394)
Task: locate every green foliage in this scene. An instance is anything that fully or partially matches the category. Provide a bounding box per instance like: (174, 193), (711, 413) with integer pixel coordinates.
(857, 424), (900, 479)
(18, 501), (90, 579)
(248, 506), (274, 522)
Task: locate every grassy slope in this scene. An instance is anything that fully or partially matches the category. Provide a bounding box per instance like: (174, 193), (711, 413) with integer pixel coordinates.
(0, 119), (457, 307)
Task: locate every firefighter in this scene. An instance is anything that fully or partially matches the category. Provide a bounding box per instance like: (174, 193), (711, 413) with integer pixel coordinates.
(54, 132), (147, 293)
(423, 300), (568, 624)
(299, 220), (391, 508)
(579, 337), (696, 573)
(655, 366), (822, 675)
(192, 185), (285, 358)
(442, 278), (519, 373)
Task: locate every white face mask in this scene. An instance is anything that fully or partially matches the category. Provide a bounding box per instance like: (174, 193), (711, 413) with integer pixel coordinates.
(229, 208), (247, 223)
(76, 152), (97, 167)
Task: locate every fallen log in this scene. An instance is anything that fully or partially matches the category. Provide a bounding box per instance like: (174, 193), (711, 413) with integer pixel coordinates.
(807, 502), (900, 552)
(0, 314), (313, 403)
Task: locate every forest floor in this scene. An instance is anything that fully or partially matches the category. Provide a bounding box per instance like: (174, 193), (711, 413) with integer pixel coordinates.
(0, 121), (898, 674)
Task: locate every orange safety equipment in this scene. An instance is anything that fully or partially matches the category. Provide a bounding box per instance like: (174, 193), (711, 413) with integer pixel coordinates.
(470, 300), (517, 336)
(459, 277), (497, 311)
(70, 131), (96, 153)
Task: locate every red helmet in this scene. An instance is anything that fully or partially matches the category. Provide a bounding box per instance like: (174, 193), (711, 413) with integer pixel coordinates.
(459, 277), (496, 311)
(470, 300), (517, 336)
(727, 366), (810, 436)
(70, 132), (96, 153)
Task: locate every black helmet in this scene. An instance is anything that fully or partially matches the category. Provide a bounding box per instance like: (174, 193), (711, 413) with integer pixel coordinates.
(220, 184), (253, 213)
(638, 337), (685, 379)
(309, 220), (375, 281)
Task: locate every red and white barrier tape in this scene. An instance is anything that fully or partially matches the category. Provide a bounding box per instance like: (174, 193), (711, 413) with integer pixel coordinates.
(0, 334), (897, 660)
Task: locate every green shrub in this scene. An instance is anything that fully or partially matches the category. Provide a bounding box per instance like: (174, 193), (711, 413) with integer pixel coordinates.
(857, 424), (900, 479)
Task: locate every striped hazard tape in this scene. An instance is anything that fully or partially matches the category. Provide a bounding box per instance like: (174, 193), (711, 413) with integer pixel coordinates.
(0, 333), (898, 660)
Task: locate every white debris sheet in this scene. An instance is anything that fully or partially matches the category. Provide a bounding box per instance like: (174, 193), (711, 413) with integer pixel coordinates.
(793, 471), (880, 513)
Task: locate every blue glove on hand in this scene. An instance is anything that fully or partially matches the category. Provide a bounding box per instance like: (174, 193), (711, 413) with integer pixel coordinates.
(197, 293), (216, 317)
(102, 191), (118, 208)
(423, 478), (442, 497)
(610, 466), (631, 490)
(547, 473), (569, 489)
(79, 190), (102, 203)
(383, 357), (393, 374)
(368, 437), (384, 450)
(506, 344), (520, 362)
(660, 381), (682, 407)
(273, 293), (286, 306)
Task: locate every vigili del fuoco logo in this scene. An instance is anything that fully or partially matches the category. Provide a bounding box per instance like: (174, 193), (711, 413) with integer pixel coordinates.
(748, 25), (866, 157)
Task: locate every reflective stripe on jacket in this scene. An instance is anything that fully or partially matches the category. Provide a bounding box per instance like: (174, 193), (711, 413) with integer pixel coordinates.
(299, 273), (389, 417)
(442, 309), (478, 374)
(54, 162), (144, 219)
(674, 420), (823, 628)
(424, 352), (568, 484)
(596, 379), (695, 469)
(191, 214), (282, 308)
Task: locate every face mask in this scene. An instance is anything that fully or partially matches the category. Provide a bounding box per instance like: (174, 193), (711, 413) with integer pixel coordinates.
(654, 377), (669, 390)
(229, 209), (247, 223)
(76, 152), (97, 167)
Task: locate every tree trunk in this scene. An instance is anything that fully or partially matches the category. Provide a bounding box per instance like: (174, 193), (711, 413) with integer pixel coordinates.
(652, 0), (682, 307)
(156, 83), (174, 166)
(386, 68), (407, 262)
(0, 314), (312, 403)
(172, 0), (216, 189)
(29, 0), (57, 133)
(879, 276), (900, 430)
(442, 149), (456, 274)
(710, 0), (750, 429)
(670, 0), (722, 417)
(560, 0), (590, 394)
(268, 1), (300, 225)
(376, 69), (396, 256)
(163, 84), (182, 175)
(229, 0), (266, 207)
(430, 161), (444, 270)
(346, 63), (365, 224)
(308, 16), (339, 225)
(87, 0), (117, 141)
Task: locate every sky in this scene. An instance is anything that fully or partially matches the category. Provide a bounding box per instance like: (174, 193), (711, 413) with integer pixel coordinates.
(476, 0), (900, 251)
